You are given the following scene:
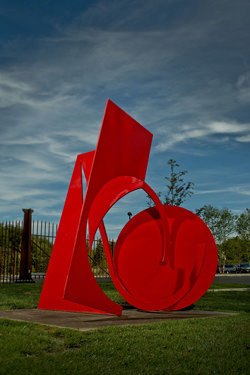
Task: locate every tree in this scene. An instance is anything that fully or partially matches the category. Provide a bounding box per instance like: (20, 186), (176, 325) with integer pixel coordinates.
(220, 237), (249, 264)
(164, 159), (194, 206)
(236, 208), (250, 241)
(195, 205), (236, 266)
(147, 159), (194, 207)
(92, 238), (105, 267)
(0, 222), (22, 276)
(31, 236), (53, 273)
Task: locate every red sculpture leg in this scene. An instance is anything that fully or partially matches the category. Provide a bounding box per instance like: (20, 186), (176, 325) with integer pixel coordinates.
(63, 100), (155, 314)
(38, 151), (122, 315)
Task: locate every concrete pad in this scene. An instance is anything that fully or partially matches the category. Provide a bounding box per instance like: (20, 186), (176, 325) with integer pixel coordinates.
(0, 309), (235, 331)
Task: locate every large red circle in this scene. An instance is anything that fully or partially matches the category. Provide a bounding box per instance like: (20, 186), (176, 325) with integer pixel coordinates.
(112, 205), (217, 311)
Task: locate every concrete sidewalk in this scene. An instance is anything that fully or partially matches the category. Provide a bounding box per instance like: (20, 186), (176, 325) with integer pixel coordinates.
(0, 308), (235, 331)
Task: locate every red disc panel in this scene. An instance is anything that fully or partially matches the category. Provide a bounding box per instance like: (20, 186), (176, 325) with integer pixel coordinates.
(113, 205), (218, 311)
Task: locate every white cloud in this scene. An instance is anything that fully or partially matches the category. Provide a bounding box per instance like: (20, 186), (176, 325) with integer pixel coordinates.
(196, 185), (250, 197)
(207, 121), (249, 134)
(155, 121), (250, 152)
(236, 135), (250, 143)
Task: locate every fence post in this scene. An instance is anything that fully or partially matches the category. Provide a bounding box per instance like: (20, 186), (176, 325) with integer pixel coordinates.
(19, 208), (33, 282)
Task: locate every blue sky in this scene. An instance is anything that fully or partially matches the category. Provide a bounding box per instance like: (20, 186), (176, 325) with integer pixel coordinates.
(0, 0), (250, 238)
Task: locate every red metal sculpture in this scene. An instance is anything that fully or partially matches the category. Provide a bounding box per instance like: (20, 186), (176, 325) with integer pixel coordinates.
(38, 99), (217, 315)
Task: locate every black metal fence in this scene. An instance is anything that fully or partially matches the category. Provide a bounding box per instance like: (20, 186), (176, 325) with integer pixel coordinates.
(31, 219), (58, 277)
(0, 209), (113, 283)
(0, 220), (22, 283)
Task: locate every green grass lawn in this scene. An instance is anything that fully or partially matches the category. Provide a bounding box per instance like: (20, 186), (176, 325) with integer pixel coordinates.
(0, 281), (249, 375)
(209, 283), (250, 289)
(1, 280), (249, 311)
(0, 283), (42, 310)
(0, 281), (125, 310)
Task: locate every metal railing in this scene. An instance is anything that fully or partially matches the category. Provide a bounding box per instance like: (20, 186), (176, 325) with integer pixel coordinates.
(0, 209), (114, 283)
(0, 220), (22, 283)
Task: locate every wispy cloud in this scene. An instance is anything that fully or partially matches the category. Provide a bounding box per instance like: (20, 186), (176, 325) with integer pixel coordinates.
(236, 135), (250, 143)
(196, 185), (250, 197)
(155, 121), (250, 152)
(237, 71), (250, 103)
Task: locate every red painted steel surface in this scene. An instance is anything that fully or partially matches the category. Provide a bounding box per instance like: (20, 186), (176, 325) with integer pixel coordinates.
(38, 99), (217, 315)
